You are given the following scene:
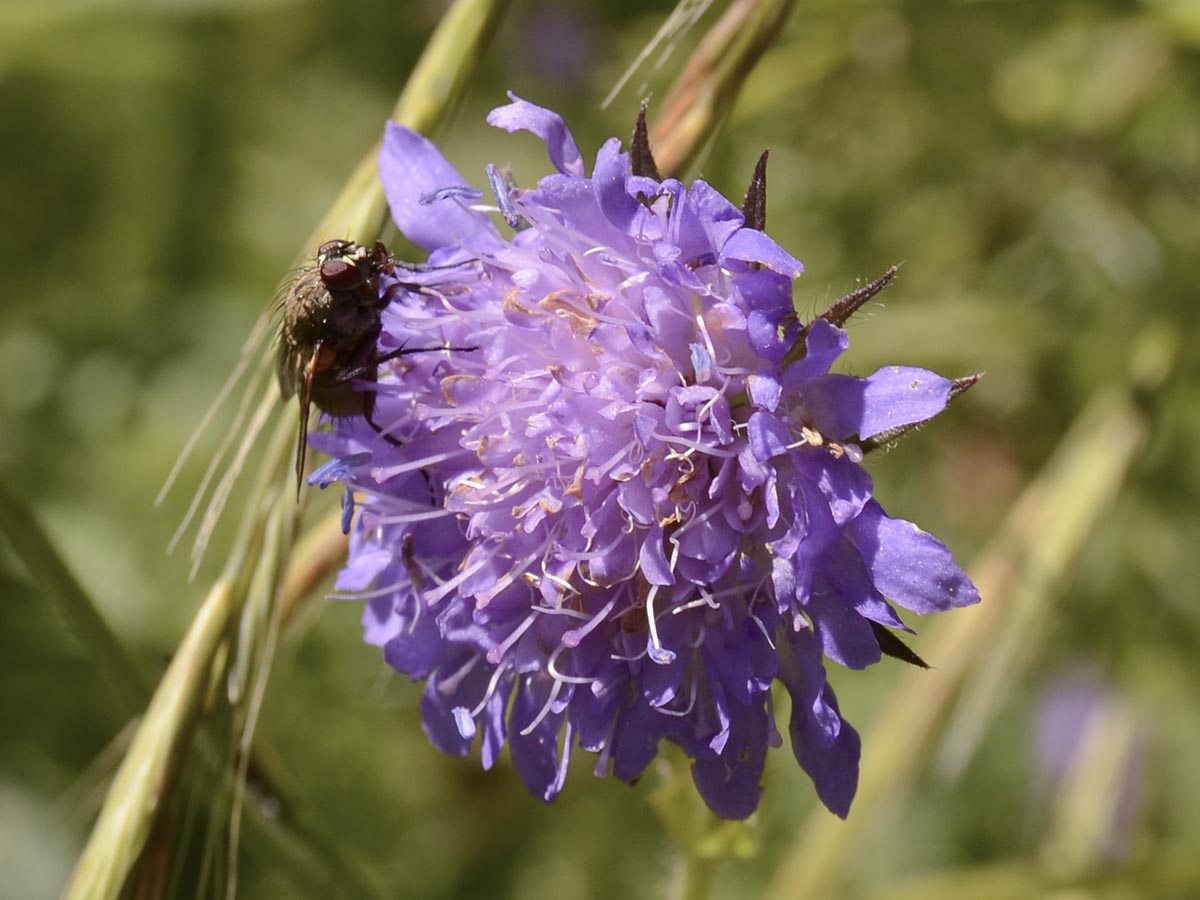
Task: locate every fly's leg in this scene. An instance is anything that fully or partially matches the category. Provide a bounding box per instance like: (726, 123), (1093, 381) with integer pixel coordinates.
(338, 343), (477, 445)
(362, 388), (402, 447)
(335, 344), (479, 381)
(373, 343), (478, 366)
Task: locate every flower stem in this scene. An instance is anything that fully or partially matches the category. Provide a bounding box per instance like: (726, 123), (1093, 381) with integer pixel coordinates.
(60, 1), (512, 894)
(302, 0), (512, 252)
(60, 409), (293, 900)
(651, 0), (798, 177)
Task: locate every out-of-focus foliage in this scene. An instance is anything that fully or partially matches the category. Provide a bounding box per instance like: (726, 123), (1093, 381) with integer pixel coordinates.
(1, 1), (1197, 898)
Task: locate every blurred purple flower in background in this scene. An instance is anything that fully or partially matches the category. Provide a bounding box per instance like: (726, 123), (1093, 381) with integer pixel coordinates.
(1034, 669), (1149, 868)
(310, 96), (980, 819)
(518, 7), (596, 86)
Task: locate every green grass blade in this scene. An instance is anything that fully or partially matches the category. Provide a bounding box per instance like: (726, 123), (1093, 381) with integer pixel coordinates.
(0, 478), (146, 715)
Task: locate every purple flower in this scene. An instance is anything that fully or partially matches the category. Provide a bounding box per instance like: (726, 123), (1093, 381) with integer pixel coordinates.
(310, 95), (980, 819)
(1033, 670), (1149, 864)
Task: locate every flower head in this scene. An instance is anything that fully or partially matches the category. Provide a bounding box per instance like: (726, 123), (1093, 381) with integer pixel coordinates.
(310, 95), (980, 819)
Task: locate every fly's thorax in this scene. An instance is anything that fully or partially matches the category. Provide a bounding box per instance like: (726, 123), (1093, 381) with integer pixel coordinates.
(279, 266), (336, 347)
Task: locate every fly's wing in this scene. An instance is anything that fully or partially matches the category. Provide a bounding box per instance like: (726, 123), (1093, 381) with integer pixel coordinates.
(277, 319), (304, 400)
(294, 343), (321, 494)
(277, 342), (299, 401)
(277, 263), (324, 402)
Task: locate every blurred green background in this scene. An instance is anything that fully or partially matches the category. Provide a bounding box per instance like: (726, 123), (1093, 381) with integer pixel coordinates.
(2, 0), (1199, 897)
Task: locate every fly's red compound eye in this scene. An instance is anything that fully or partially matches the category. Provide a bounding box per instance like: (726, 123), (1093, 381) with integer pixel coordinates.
(319, 257), (365, 291)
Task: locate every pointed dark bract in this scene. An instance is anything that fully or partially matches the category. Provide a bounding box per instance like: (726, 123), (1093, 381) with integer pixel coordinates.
(869, 621), (930, 669)
(630, 101), (661, 181)
(782, 265), (902, 367)
(741, 149), (770, 232)
(820, 265), (900, 329)
(949, 373), (982, 402)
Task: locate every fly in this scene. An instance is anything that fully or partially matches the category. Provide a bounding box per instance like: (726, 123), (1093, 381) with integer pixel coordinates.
(277, 238), (469, 490)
